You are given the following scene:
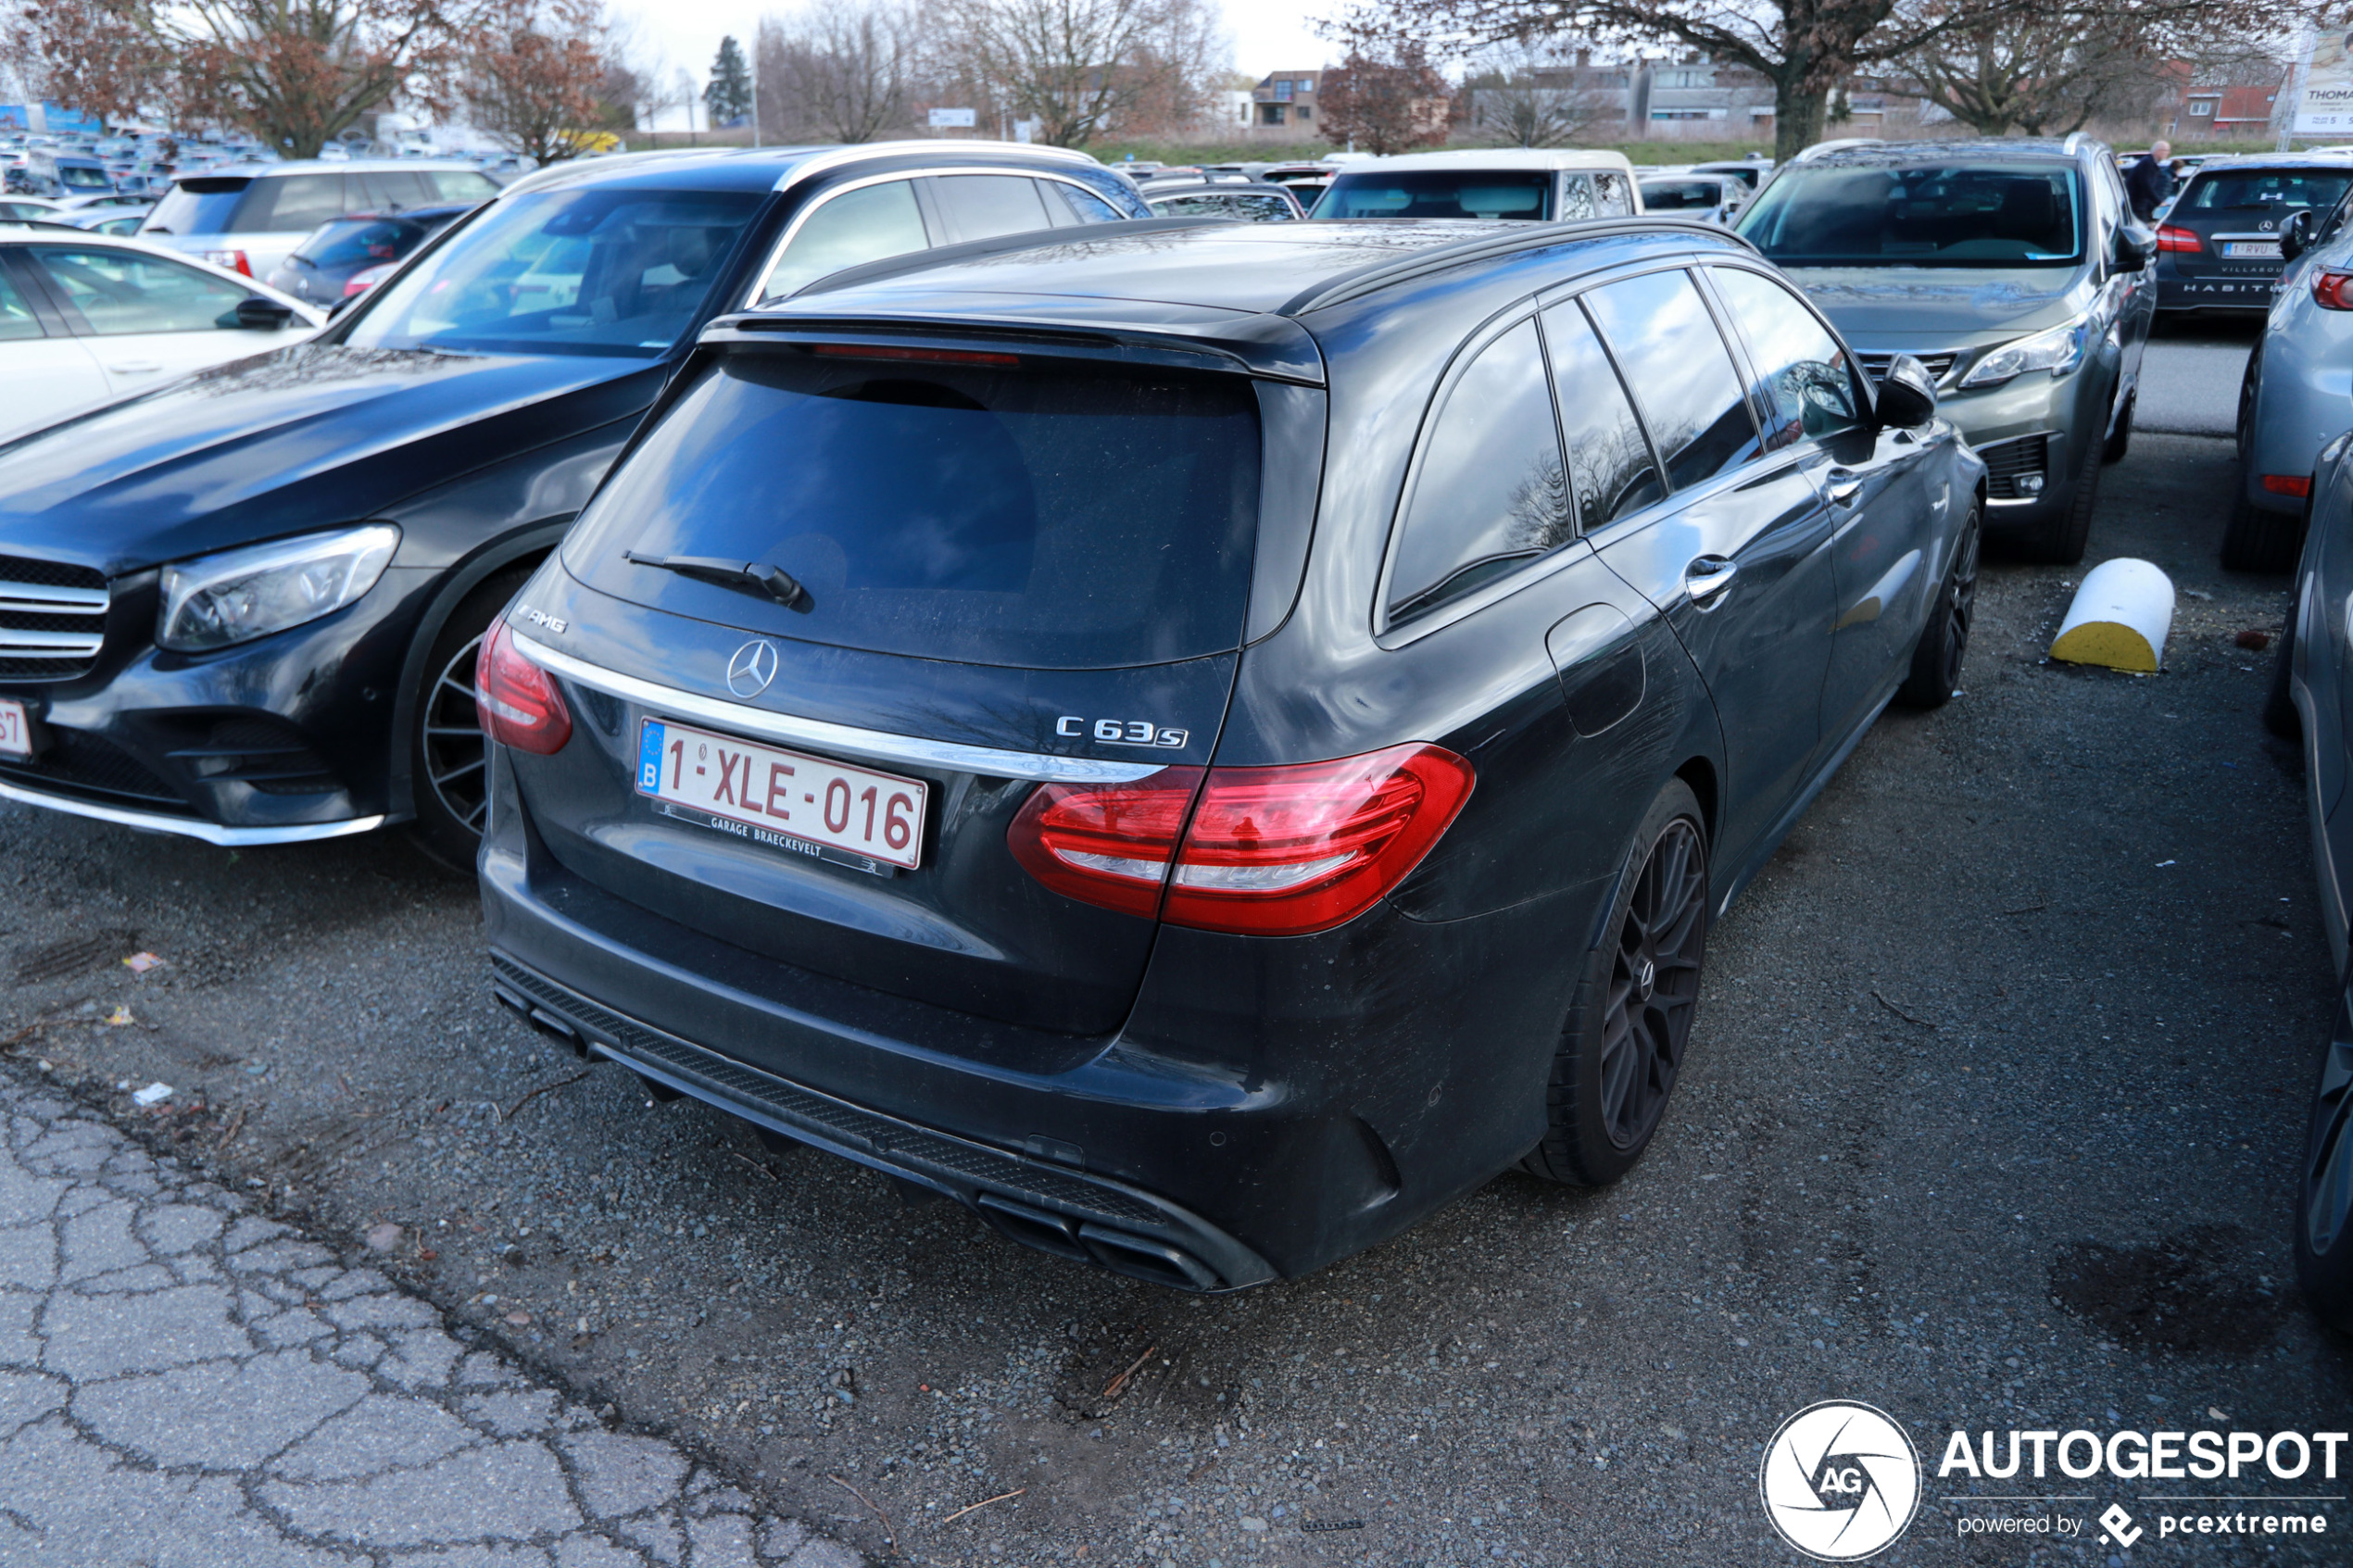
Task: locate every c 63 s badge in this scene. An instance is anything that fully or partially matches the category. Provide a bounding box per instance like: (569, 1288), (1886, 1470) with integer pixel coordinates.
(1059, 716), (1189, 749)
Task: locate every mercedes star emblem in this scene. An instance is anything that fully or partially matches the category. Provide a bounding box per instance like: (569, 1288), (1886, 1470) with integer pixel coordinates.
(726, 639), (780, 697)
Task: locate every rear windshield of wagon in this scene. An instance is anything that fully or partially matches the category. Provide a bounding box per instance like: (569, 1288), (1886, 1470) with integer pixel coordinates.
(562, 350), (1265, 670)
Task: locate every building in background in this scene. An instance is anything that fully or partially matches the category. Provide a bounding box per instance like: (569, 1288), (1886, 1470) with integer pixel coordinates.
(2165, 65), (2289, 140)
(1249, 71), (1323, 138)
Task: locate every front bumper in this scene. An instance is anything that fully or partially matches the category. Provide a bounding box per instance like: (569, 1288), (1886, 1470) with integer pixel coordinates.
(1936, 362), (2111, 533)
(0, 564), (440, 842)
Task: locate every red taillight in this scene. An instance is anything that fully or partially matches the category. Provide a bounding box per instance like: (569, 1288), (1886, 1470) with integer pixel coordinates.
(202, 247), (252, 275)
(2155, 224), (2202, 254)
(1006, 744), (1476, 936)
(2316, 270), (2353, 310)
(2263, 473), (2315, 497)
(474, 619), (572, 754)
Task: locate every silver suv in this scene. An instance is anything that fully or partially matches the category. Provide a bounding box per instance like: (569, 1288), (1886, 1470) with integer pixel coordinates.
(135, 158), (501, 282)
(1737, 136), (2157, 562)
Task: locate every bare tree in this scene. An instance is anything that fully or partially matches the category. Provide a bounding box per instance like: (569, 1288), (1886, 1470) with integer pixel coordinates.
(937, 0), (1224, 147)
(757, 0), (923, 143)
(1317, 37), (1453, 153)
(1461, 35), (1615, 144)
(1901, 10), (2284, 137)
(464, 0), (611, 162)
(14, 0), (476, 155)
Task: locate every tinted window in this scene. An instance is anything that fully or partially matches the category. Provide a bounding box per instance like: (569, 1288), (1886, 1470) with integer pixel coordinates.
(346, 188), (757, 358)
(934, 174), (1051, 242)
(358, 170), (434, 211)
(758, 181), (927, 301)
(1541, 305), (1662, 530)
(1148, 192), (1297, 221)
(143, 178), (247, 235)
(31, 246), (254, 333)
(1388, 318), (1571, 621)
(1739, 163), (2083, 265)
(2183, 169), (2353, 212)
(1641, 180), (1722, 210)
(1052, 182), (1121, 222)
(1582, 269), (1759, 489)
(0, 265), (42, 341)
(565, 356), (1262, 669)
(1315, 169), (1552, 220)
(234, 173), (348, 232)
(294, 215), (426, 269)
(1706, 268), (1864, 446)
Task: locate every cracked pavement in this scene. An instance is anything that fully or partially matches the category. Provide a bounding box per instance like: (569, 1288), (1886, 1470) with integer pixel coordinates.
(0, 1071), (860, 1567)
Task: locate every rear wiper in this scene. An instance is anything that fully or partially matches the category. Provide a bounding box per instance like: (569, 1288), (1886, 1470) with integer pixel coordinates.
(623, 550), (812, 612)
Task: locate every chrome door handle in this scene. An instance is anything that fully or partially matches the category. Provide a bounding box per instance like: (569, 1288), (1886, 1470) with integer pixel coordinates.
(1684, 556), (1738, 605)
(107, 361), (161, 374)
(1827, 470), (1865, 506)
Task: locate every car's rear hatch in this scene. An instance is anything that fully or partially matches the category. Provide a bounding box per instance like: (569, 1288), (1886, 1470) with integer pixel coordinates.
(2163, 167), (2353, 289)
(502, 323), (1303, 1045)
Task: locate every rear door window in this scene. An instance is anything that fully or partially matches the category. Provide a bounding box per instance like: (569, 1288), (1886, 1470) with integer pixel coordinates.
(1581, 268), (1761, 489)
(565, 354), (1263, 668)
(31, 246), (254, 333)
(933, 175), (1052, 243)
(424, 170), (499, 204)
(1386, 317), (1572, 621)
(234, 173), (348, 232)
(1540, 304), (1663, 529)
(358, 170), (434, 212)
(0, 260), (44, 340)
(757, 180), (929, 301)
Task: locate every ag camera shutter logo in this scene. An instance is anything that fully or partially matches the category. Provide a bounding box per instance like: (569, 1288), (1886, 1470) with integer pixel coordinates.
(1760, 1400), (1922, 1560)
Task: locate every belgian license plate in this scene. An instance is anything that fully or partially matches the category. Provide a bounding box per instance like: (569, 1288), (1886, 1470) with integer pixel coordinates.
(2223, 241), (2281, 258)
(0, 700), (30, 759)
(635, 718), (925, 872)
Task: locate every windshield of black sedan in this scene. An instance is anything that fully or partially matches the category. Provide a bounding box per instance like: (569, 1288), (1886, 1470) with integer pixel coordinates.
(1739, 163), (2083, 266)
(343, 188), (758, 357)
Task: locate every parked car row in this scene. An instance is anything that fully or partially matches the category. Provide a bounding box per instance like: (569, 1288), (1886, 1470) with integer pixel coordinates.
(0, 130), (2241, 1298)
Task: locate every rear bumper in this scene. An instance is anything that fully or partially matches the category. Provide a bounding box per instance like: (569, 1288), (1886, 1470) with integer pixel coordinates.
(488, 952), (1277, 1291)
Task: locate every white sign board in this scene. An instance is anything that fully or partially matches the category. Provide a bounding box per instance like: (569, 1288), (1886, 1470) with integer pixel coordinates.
(2296, 26), (2353, 135)
(928, 107), (977, 130)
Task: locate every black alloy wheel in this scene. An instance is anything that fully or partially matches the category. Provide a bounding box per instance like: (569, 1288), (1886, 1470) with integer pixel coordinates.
(409, 565), (532, 871)
(1900, 507), (1980, 709)
(2295, 995), (2353, 1333)
(1523, 779), (1710, 1186)
(420, 633), (489, 839)
(1596, 816), (1707, 1148)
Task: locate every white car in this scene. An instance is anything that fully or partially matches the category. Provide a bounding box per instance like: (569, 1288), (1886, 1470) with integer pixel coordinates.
(0, 224), (324, 445)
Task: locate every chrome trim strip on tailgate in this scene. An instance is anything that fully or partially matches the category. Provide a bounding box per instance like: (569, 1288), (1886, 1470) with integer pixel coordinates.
(510, 632), (1169, 784)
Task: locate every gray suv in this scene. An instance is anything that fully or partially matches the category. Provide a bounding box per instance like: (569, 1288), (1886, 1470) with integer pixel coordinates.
(1737, 137), (2157, 562)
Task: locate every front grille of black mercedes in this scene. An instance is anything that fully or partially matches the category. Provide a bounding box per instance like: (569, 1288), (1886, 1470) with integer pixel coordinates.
(0, 556), (108, 684)
(1980, 433), (2053, 500)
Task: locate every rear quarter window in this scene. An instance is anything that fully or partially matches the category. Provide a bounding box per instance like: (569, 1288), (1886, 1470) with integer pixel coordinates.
(144, 178), (248, 235)
(565, 354), (1264, 669)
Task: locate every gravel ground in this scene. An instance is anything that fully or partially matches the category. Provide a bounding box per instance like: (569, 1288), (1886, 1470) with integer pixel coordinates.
(3, 322), (2347, 1566)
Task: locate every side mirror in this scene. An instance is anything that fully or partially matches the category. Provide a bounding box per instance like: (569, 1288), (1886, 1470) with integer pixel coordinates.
(2110, 228), (2154, 274)
(233, 295), (296, 331)
(1875, 353), (1938, 429)
(2283, 208), (2315, 264)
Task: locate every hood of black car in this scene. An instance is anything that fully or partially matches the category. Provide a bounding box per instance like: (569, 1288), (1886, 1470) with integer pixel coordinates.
(0, 343), (665, 575)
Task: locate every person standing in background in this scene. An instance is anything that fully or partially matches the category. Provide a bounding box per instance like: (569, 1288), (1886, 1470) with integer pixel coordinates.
(2127, 140), (2174, 222)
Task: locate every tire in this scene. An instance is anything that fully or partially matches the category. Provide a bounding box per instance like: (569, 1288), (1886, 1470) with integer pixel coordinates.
(407, 565), (534, 872)
(1522, 779), (1709, 1187)
(2265, 591), (2301, 740)
(2022, 457), (2099, 565)
(1898, 505), (1981, 709)
(2221, 495), (2305, 574)
(2295, 994), (2353, 1335)
(2101, 393), (2133, 465)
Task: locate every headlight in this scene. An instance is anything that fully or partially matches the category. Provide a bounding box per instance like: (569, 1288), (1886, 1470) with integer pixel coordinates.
(1958, 314), (2094, 389)
(157, 524), (399, 652)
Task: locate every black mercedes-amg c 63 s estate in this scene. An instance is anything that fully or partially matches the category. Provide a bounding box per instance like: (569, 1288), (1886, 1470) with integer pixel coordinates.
(476, 217), (1985, 1289)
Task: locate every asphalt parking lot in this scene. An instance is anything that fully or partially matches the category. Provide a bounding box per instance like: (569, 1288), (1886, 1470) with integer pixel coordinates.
(6, 316), (2349, 1567)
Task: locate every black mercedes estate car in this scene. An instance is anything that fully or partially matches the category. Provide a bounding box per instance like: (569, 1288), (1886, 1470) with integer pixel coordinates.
(479, 219), (1986, 1288)
(0, 142), (1145, 862)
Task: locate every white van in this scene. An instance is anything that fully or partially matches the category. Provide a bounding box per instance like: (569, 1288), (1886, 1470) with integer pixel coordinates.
(1309, 148), (1644, 221)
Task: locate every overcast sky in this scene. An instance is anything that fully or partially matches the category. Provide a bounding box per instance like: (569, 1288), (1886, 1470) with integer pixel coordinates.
(618, 0), (1340, 115)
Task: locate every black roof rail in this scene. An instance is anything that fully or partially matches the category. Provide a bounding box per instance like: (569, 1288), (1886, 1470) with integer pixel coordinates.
(1277, 216), (1754, 315)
